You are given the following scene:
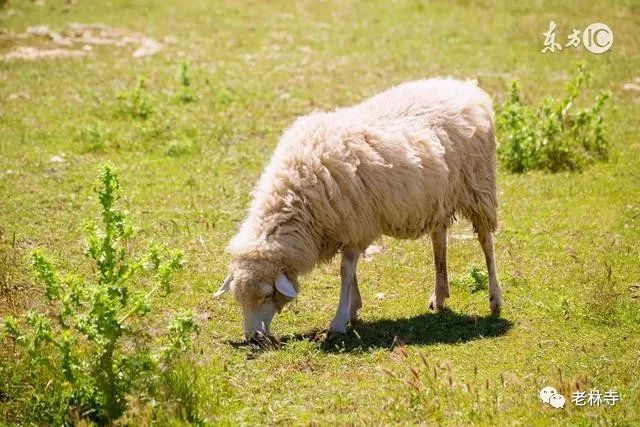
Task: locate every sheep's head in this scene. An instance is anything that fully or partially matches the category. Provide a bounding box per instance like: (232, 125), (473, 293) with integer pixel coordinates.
(214, 258), (297, 339)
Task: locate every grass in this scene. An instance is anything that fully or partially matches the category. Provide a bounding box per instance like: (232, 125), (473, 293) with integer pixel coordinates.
(1, 0), (639, 424)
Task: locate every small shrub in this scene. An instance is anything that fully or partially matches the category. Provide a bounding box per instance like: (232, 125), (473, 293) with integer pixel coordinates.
(77, 123), (107, 152)
(166, 138), (197, 157)
(211, 86), (240, 108)
(496, 65), (610, 173)
(451, 265), (488, 294)
(117, 77), (154, 119)
(139, 115), (172, 142)
(176, 61), (195, 103)
(2, 166), (200, 425)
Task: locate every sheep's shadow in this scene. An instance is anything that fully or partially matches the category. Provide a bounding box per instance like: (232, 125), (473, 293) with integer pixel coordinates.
(281, 310), (512, 353)
(226, 310), (512, 355)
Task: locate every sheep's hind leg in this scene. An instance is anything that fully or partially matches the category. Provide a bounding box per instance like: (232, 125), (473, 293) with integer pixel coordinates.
(429, 226), (449, 311)
(349, 271), (362, 322)
(478, 229), (502, 315)
(328, 249), (360, 334)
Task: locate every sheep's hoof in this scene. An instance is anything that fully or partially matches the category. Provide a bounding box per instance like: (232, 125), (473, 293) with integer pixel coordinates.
(490, 296), (502, 316)
(247, 333), (279, 349)
(428, 293), (446, 311)
(327, 321), (347, 335)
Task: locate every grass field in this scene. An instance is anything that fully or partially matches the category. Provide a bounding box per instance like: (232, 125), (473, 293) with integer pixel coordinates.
(1, 0), (639, 425)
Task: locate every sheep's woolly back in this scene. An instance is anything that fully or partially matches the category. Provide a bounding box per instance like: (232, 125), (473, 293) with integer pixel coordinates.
(228, 79), (498, 277)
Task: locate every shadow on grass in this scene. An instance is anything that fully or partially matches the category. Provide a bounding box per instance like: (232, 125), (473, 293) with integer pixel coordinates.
(228, 310), (512, 355)
(316, 310), (511, 353)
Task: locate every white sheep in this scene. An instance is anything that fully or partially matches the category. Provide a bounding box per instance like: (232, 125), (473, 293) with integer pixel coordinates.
(215, 78), (503, 338)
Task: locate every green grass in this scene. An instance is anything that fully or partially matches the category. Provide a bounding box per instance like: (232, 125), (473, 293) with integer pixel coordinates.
(1, 0), (639, 424)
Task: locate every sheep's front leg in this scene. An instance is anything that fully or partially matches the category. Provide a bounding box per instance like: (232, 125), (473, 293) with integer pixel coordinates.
(429, 226), (449, 311)
(478, 230), (502, 315)
(328, 250), (360, 334)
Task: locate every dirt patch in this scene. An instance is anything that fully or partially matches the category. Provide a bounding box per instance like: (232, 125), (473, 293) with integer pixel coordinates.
(450, 231), (475, 241)
(623, 83), (640, 92)
(622, 77), (640, 93)
(363, 243), (386, 262)
(2, 46), (87, 60)
(1, 23), (168, 61)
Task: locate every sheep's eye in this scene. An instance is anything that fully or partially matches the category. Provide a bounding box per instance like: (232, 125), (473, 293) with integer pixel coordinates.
(264, 293), (274, 301)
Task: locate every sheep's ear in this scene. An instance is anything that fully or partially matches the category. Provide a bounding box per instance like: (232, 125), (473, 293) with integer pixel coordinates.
(214, 275), (232, 298)
(275, 272), (297, 299)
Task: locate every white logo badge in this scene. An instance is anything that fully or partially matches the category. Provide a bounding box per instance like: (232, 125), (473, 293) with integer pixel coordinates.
(549, 393), (566, 408)
(583, 23), (614, 54)
(539, 386), (565, 409)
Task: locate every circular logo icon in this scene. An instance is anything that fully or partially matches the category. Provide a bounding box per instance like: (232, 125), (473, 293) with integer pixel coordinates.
(549, 393), (566, 409)
(583, 23), (613, 54)
(539, 386), (557, 404)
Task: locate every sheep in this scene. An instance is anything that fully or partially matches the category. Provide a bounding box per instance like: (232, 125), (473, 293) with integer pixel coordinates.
(214, 78), (503, 338)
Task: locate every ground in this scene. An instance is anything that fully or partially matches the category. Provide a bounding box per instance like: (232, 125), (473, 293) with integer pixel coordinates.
(1, 0), (639, 425)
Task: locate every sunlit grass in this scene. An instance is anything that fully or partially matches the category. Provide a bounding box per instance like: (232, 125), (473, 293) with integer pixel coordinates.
(1, 0), (639, 424)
